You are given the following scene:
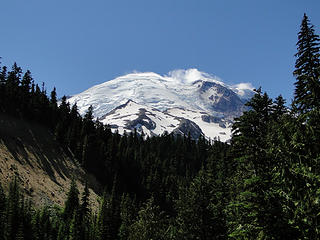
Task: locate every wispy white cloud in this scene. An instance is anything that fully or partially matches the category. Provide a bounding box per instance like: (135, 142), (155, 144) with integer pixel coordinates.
(232, 82), (254, 90)
(166, 68), (223, 85)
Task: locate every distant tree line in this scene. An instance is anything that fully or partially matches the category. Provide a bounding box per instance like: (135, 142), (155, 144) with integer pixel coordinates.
(0, 13), (320, 239)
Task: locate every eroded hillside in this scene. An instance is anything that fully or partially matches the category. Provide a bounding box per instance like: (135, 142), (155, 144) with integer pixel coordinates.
(0, 113), (100, 208)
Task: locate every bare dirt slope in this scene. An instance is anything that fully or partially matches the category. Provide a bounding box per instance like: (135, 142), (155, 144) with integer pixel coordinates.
(0, 114), (100, 208)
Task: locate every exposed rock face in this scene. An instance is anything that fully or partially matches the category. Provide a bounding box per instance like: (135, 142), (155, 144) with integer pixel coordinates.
(124, 108), (157, 131)
(196, 81), (248, 117)
(172, 118), (204, 140)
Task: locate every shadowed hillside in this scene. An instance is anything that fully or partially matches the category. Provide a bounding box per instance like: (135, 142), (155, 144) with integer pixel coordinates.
(0, 113), (100, 207)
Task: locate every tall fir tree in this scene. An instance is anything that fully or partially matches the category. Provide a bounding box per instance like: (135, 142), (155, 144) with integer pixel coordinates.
(293, 13), (320, 114)
(227, 89), (289, 239)
(63, 179), (80, 221)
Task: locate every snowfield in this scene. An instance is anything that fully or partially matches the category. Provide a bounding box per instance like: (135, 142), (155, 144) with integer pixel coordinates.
(67, 69), (254, 141)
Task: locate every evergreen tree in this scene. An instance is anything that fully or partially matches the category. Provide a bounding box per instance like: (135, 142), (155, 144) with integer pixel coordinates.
(272, 94), (287, 121)
(82, 105), (95, 137)
(69, 210), (82, 240)
(0, 66), (7, 84)
(231, 88), (273, 170)
(6, 178), (21, 240)
(227, 89), (286, 239)
(175, 169), (226, 240)
(128, 196), (169, 240)
(79, 182), (90, 240)
(21, 199), (34, 240)
(7, 62), (22, 87)
(0, 65), (7, 110)
(80, 182), (90, 220)
(50, 87), (57, 106)
(98, 191), (112, 240)
(21, 71), (32, 94)
(63, 179), (79, 221)
(98, 178), (120, 240)
(55, 95), (71, 145)
(118, 193), (136, 240)
(287, 15), (320, 237)
(293, 13), (320, 114)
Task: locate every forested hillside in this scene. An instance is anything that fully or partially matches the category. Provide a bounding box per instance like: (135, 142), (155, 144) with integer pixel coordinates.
(0, 13), (320, 239)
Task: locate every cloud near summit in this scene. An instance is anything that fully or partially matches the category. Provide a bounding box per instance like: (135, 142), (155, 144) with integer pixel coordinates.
(166, 68), (222, 85)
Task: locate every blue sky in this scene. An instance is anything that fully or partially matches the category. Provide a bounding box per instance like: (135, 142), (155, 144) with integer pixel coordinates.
(0, 0), (319, 102)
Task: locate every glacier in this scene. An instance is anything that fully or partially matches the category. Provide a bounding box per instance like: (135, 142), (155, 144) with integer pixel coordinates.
(67, 68), (254, 141)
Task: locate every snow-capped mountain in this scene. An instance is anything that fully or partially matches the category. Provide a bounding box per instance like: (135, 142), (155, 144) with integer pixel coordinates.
(67, 69), (254, 141)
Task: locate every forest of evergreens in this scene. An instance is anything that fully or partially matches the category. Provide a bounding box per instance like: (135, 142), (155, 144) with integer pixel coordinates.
(0, 13), (320, 239)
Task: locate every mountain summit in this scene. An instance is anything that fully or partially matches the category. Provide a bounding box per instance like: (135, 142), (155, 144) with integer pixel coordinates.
(67, 69), (254, 141)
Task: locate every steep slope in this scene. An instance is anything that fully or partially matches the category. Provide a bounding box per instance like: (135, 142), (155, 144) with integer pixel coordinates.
(68, 69), (254, 141)
(0, 113), (100, 207)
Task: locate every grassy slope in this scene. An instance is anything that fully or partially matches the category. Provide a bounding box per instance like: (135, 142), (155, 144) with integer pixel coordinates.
(0, 113), (100, 208)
